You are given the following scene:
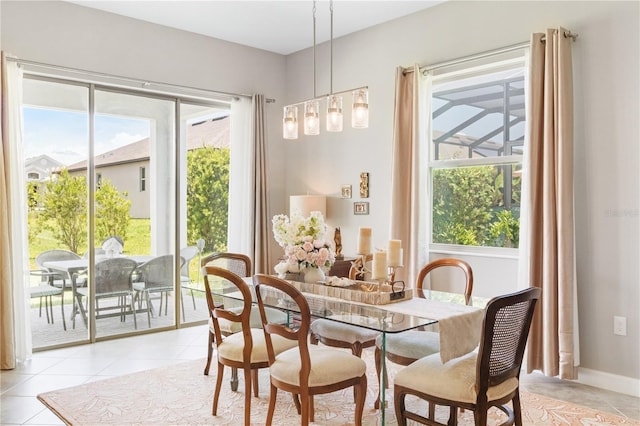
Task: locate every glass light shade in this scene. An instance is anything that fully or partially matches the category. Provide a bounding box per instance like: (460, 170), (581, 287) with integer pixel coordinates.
(352, 89), (369, 128)
(303, 100), (320, 135)
(282, 105), (298, 139)
(326, 95), (343, 132)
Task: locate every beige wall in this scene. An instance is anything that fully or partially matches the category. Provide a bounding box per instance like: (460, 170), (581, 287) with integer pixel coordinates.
(2, 0), (638, 392)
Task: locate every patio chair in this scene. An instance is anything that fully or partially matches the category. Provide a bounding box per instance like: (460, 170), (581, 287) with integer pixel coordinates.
(133, 254), (183, 327)
(35, 249), (82, 290)
(75, 257), (139, 329)
(179, 245), (199, 320)
(29, 269), (66, 330)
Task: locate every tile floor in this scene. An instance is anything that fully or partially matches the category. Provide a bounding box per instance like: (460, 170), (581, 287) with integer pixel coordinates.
(1, 324), (639, 425)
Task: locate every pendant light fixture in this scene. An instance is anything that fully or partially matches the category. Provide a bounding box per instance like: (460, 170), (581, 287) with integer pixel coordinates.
(283, 0), (369, 140)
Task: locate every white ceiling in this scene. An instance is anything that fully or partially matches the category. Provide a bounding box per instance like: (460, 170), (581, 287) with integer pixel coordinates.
(66, 1), (444, 55)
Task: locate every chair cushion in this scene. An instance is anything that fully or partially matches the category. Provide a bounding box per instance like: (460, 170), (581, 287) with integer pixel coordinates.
(394, 351), (519, 404)
(376, 330), (440, 360)
(210, 306), (288, 334)
(217, 328), (297, 363)
(270, 346), (366, 387)
(311, 318), (380, 344)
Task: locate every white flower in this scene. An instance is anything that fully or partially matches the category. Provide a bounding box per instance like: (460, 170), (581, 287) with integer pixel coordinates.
(272, 211), (335, 274)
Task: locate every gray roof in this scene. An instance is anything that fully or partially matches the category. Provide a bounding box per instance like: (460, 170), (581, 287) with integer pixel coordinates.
(67, 115), (229, 171)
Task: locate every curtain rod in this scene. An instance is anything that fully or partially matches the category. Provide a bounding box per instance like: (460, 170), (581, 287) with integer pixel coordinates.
(6, 56), (250, 101)
(405, 30), (578, 75)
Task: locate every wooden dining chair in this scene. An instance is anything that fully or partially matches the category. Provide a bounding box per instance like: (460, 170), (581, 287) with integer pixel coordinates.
(394, 287), (540, 426)
(253, 273), (367, 426)
(374, 257), (473, 409)
(201, 252), (289, 391)
(204, 266), (297, 426)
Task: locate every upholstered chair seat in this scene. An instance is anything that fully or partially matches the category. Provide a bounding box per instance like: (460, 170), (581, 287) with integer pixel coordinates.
(311, 319), (380, 350)
(395, 351), (519, 404)
(375, 330), (439, 360)
(270, 346), (367, 387)
(210, 305), (288, 335)
(218, 328), (297, 363)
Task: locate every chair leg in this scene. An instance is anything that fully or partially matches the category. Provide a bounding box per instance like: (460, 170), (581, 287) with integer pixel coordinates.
(292, 393), (301, 414)
(204, 331), (214, 375)
(130, 294), (137, 330)
(354, 376), (367, 426)
(230, 367), (239, 391)
(394, 388), (407, 426)
(448, 405), (458, 426)
(190, 288), (196, 310)
(243, 368), (252, 426)
(212, 362), (224, 415)
(350, 342), (363, 402)
(374, 346), (389, 409)
(251, 369), (259, 397)
(301, 394), (310, 426)
(266, 383), (278, 426)
(144, 291), (152, 328)
(60, 294), (66, 331)
(513, 390), (523, 426)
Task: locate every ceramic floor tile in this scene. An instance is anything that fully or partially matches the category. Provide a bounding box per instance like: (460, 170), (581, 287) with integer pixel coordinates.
(4, 373), (92, 397)
(0, 395), (49, 425)
(1, 371), (32, 394)
(23, 406), (65, 425)
(38, 357), (116, 376)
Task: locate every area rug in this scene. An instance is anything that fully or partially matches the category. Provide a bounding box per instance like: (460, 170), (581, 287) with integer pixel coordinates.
(38, 352), (639, 426)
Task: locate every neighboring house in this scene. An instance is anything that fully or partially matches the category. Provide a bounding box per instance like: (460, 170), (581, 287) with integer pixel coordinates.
(24, 154), (63, 182)
(66, 116), (229, 219)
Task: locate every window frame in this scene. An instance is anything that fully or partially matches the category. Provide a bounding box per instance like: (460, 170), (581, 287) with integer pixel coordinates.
(424, 48), (527, 256)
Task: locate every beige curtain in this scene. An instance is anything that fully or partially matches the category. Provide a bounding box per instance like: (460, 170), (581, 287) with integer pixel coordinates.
(521, 28), (578, 379)
(389, 65), (426, 286)
(251, 94), (270, 274)
(1, 52), (31, 370)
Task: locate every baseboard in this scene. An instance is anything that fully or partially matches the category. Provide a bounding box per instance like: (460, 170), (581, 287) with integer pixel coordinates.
(577, 367), (640, 397)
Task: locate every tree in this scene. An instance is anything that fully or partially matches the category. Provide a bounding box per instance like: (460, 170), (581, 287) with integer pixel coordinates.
(34, 168), (131, 253)
(95, 180), (131, 243)
(186, 147), (229, 252)
(36, 169), (87, 254)
(432, 165), (520, 248)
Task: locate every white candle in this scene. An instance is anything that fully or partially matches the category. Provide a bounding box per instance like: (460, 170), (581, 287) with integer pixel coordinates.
(357, 227), (372, 255)
(388, 239), (402, 267)
(372, 250), (387, 280)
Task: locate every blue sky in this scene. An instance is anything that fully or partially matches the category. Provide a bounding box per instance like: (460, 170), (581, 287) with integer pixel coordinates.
(23, 107), (149, 166)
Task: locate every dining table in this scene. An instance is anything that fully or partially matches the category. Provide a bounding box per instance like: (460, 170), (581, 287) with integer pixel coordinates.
(207, 276), (486, 424)
(43, 254), (154, 327)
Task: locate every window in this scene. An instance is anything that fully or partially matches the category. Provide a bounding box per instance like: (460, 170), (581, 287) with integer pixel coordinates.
(139, 166), (146, 192)
(426, 49), (527, 250)
(96, 173), (102, 189)
(27, 172), (40, 180)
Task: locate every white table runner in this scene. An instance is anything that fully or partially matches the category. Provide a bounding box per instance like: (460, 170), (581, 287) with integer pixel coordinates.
(384, 298), (484, 363)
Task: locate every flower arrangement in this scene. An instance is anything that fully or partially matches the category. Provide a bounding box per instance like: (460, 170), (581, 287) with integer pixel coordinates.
(272, 211), (335, 276)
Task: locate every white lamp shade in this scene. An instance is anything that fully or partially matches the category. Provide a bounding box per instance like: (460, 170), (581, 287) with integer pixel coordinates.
(326, 95), (343, 132)
(303, 100), (320, 135)
(283, 106), (298, 139)
(290, 195), (326, 218)
(352, 89), (369, 129)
